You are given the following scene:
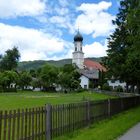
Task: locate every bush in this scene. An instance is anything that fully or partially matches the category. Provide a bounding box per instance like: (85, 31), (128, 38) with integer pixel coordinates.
(41, 86), (56, 92)
(102, 83), (112, 91)
(0, 86), (3, 92)
(3, 88), (17, 92)
(77, 87), (88, 93)
(22, 89), (33, 91)
(114, 85), (124, 92)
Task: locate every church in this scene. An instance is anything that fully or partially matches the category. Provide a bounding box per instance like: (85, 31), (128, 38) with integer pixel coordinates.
(72, 31), (106, 89)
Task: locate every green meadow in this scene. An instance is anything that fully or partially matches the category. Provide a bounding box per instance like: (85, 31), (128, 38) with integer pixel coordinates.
(0, 91), (114, 110)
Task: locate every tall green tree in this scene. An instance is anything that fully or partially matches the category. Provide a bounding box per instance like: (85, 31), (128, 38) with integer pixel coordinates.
(40, 64), (58, 91)
(59, 64), (81, 91)
(0, 47), (20, 71)
(0, 71), (19, 91)
(18, 71), (32, 90)
(125, 1), (140, 93)
(105, 0), (140, 93)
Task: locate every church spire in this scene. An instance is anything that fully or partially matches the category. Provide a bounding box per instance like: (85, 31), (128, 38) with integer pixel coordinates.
(74, 30), (83, 42)
(72, 30), (84, 69)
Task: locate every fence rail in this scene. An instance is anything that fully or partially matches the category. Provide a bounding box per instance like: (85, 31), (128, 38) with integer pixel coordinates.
(0, 96), (140, 140)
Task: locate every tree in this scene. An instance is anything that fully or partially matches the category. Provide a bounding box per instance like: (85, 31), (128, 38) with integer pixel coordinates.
(0, 47), (20, 71)
(29, 69), (37, 78)
(104, 0), (140, 93)
(31, 77), (42, 89)
(18, 71), (32, 90)
(0, 71), (19, 91)
(125, 2), (140, 93)
(59, 64), (81, 91)
(40, 64), (58, 91)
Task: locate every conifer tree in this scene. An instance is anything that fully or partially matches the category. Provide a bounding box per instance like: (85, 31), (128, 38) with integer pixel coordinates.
(105, 0), (140, 93)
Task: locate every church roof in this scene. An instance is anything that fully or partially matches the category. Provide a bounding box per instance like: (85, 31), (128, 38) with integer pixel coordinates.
(74, 31), (83, 42)
(84, 59), (107, 72)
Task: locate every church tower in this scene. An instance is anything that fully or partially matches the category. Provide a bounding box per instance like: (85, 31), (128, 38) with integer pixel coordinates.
(72, 31), (84, 69)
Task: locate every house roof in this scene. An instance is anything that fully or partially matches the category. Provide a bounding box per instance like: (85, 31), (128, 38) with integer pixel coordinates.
(84, 59), (106, 72)
(79, 69), (99, 79)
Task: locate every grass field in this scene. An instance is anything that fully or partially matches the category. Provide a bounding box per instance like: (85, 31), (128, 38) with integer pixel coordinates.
(0, 91), (114, 110)
(54, 106), (140, 140)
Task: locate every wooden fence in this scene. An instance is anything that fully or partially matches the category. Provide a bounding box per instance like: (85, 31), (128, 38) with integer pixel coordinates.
(0, 96), (140, 140)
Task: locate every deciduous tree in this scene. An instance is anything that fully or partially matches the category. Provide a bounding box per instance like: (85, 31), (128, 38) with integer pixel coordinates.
(0, 47), (20, 71)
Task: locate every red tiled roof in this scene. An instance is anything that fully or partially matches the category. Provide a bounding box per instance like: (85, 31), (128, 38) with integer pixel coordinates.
(84, 59), (107, 72)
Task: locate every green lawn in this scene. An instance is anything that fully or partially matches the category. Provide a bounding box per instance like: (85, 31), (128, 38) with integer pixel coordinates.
(0, 91), (114, 110)
(55, 106), (140, 140)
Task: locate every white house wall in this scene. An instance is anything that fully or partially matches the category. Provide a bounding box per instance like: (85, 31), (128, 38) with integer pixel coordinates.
(80, 75), (89, 89)
(107, 80), (126, 89)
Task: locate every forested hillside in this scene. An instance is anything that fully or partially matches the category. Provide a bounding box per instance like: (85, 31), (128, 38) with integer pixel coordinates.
(18, 57), (102, 70)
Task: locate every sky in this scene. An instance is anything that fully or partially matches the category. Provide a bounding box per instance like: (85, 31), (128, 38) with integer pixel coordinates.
(0, 0), (119, 61)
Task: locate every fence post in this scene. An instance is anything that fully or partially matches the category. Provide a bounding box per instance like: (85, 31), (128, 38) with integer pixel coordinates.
(108, 99), (111, 117)
(86, 101), (90, 126)
(46, 104), (52, 140)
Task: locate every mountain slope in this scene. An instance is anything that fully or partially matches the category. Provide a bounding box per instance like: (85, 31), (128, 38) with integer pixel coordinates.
(18, 57), (102, 71)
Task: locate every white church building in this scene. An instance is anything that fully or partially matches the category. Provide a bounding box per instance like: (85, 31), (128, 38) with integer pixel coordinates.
(72, 31), (106, 89)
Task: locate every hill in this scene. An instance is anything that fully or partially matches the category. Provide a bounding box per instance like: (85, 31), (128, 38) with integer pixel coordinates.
(18, 57), (102, 71)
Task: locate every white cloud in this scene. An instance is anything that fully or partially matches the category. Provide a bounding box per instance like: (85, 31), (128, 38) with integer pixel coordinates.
(50, 16), (67, 28)
(0, 0), (46, 18)
(39, 0), (75, 34)
(58, 0), (69, 7)
(0, 22), (109, 61)
(77, 1), (112, 13)
(54, 7), (69, 16)
(75, 1), (115, 37)
(0, 23), (66, 61)
(0, 1), (115, 61)
(83, 41), (107, 57)
(49, 15), (74, 34)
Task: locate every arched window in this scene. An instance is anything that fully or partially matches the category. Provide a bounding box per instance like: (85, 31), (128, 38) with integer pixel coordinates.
(75, 47), (77, 51)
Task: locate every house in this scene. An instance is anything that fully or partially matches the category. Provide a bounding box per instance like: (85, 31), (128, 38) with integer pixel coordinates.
(79, 68), (99, 89)
(107, 79), (126, 90)
(72, 31), (106, 89)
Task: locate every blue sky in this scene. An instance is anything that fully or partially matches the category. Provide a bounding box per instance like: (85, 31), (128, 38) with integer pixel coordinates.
(0, 0), (119, 61)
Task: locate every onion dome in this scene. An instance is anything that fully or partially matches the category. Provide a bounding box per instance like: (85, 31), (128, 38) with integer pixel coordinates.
(74, 31), (83, 41)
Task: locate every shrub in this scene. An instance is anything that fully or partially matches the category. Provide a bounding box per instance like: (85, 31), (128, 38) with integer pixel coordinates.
(0, 86), (3, 92)
(77, 87), (88, 93)
(3, 88), (17, 92)
(102, 83), (112, 91)
(114, 85), (124, 92)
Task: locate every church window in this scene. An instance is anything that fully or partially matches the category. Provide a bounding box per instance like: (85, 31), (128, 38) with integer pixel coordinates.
(75, 47), (77, 51)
